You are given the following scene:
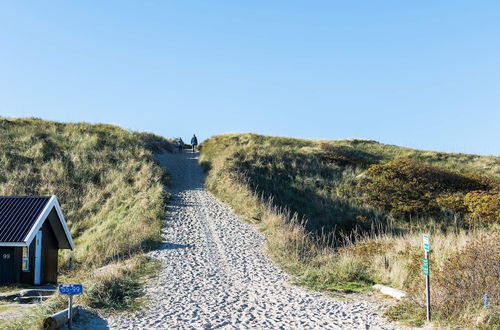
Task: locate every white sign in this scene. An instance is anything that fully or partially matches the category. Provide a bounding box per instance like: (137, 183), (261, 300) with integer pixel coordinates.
(423, 234), (430, 251)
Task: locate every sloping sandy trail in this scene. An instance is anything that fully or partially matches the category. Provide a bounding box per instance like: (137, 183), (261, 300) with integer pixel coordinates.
(107, 151), (401, 329)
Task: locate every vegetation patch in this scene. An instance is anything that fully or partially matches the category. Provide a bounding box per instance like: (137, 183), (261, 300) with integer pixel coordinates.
(438, 190), (500, 226)
(320, 143), (380, 167)
(200, 133), (500, 328)
(349, 158), (493, 219)
(85, 255), (162, 310)
(0, 117), (171, 328)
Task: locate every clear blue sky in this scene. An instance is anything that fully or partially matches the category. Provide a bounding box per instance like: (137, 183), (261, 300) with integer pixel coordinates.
(1, 1), (499, 155)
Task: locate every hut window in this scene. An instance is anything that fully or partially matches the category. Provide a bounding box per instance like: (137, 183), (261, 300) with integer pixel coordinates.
(22, 247), (29, 271)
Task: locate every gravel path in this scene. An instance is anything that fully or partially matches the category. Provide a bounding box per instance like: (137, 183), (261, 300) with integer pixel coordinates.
(106, 151), (401, 329)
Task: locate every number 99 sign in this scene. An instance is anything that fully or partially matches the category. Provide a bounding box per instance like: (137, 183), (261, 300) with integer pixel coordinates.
(59, 284), (83, 295)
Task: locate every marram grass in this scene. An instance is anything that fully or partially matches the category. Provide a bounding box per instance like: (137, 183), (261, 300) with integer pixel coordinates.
(0, 117), (171, 328)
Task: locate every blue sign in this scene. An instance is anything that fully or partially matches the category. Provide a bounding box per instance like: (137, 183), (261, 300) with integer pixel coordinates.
(59, 284), (83, 295)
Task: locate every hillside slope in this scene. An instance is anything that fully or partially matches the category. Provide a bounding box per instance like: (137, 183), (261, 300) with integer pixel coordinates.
(200, 133), (500, 327)
(0, 117), (170, 328)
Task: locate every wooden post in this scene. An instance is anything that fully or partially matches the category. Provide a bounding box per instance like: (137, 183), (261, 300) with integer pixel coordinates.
(425, 250), (431, 322)
(68, 295), (73, 329)
(422, 234), (431, 322)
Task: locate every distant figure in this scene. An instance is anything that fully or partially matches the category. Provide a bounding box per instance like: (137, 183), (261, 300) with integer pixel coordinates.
(177, 137), (185, 153)
(191, 134), (198, 152)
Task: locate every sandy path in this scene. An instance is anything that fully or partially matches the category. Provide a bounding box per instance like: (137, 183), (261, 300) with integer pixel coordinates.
(106, 151), (401, 329)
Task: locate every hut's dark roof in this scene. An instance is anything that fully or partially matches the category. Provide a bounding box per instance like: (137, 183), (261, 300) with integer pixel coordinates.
(0, 196), (51, 242)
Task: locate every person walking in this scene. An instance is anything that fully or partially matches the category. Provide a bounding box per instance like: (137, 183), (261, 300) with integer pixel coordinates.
(177, 137), (185, 153)
(191, 134), (198, 153)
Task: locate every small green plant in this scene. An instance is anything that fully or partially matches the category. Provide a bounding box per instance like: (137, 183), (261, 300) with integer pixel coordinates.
(384, 300), (426, 327)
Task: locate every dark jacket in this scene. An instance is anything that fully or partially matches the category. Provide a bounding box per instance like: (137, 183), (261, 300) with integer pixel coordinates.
(191, 136), (198, 145)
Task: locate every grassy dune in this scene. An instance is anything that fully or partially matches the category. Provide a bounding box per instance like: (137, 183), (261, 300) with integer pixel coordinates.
(0, 117), (170, 328)
(200, 133), (500, 328)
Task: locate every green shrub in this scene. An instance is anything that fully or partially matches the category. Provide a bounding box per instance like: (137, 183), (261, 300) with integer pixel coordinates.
(87, 270), (140, 309)
(84, 256), (159, 311)
(384, 299), (426, 327)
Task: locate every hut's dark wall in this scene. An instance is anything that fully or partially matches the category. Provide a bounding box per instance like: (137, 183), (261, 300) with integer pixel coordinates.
(13, 247), (22, 282)
(0, 247), (15, 285)
(41, 220), (58, 284)
(47, 208), (71, 249)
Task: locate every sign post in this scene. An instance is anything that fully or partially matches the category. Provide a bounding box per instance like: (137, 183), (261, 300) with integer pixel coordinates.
(422, 234), (431, 322)
(59, 284), (83, 329)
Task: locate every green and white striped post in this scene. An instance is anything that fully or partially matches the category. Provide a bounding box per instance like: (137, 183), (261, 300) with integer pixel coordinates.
(423, 234), (431, 322)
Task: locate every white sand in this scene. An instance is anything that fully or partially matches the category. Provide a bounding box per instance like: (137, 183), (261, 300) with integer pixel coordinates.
(105, 152), (403, 329)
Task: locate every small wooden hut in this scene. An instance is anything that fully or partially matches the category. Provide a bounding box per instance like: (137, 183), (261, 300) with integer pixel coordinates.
(0, 196), (74, 285)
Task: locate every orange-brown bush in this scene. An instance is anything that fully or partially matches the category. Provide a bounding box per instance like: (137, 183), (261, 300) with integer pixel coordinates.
(437, 190), (500, 226)
(435, 193), (469, 214)
(463, 191), (500, 225)
(354, 159), (488, 218)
